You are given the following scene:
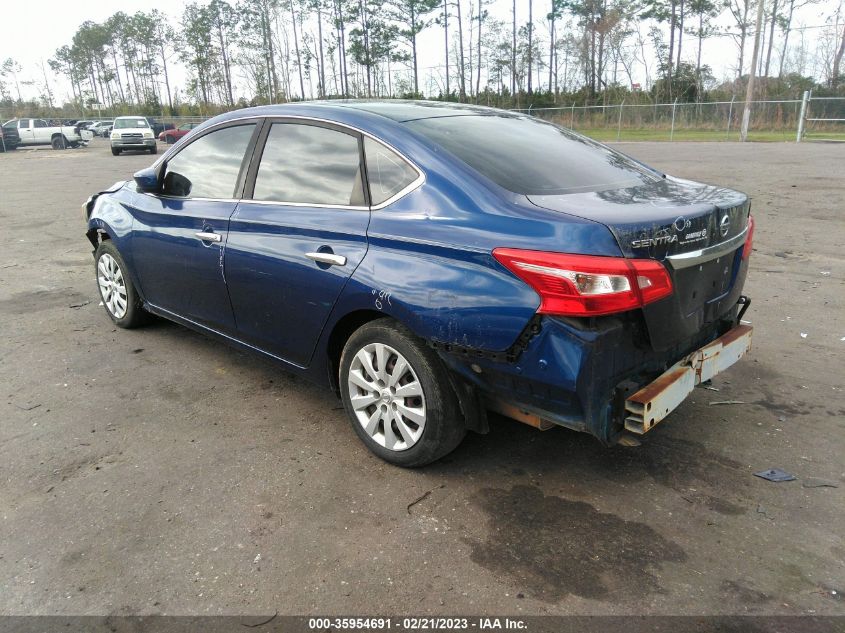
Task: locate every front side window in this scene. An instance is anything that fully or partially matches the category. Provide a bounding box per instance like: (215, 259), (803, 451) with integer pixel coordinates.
(364, 137), (419, 205)
(18, 120), (30, 129)
(162, 124), (256, 199)
(252, 123), (364, 206)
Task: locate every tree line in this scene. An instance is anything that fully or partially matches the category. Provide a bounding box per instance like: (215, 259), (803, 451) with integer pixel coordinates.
(1, 0), (844, 116)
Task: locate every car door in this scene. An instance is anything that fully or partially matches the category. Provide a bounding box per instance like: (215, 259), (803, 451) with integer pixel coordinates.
(17, 119), (34, 144)
(224, 120), (371, 367)
(33, 119), (51, 143)
(127, 120), (260, 333)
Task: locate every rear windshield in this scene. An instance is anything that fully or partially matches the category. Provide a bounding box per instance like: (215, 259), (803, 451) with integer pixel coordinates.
(115, 118), (148, 129)
(406, 115), (660, 195)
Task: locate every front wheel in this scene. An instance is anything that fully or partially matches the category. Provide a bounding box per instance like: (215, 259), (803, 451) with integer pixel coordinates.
(111, 147), (120, 156)
(339, 320), (466, 467)
(94, 241), (148, 328)
(149, 145), (158, 155)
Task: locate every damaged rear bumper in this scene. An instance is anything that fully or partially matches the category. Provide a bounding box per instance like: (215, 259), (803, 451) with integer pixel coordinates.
(624, 324), (753, 434)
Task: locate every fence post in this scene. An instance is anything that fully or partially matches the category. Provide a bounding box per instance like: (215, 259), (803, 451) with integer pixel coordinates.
(670, 98), (679, 141)
(616, 99), (625, 142)
(570, 102), (575, 129)
(796, 90), (810, 143)
(726, 96), (736, 139)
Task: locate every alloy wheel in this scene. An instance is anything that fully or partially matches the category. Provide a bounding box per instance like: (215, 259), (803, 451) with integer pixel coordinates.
(97, 253), (128, 319)
(347, 342), (426, 451)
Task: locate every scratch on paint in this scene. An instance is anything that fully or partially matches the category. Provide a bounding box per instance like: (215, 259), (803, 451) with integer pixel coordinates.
(372, 288), (392, 310)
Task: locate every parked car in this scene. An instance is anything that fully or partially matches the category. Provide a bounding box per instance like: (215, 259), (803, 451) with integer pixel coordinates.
(109, 116), (157, 155)
(2, 118), (93, 149)
(0, 122), (21, 151)
(82, 102), (754, 466)
(146, 118), (173, 137)
(159, 122), (201, 144)
(76, 120), (95, 130)
(89, 121), (114, 137)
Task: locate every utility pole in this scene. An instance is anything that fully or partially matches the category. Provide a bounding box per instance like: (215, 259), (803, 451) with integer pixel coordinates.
(740, 0), (766, 141)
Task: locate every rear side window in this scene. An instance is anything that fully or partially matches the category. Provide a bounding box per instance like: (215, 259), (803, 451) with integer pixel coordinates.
(252, 123), (364, 206)
(34, 120), (48, 128)
(162, 124), (256, 199)
(364, 138), (419, 205)
(406, 115), (659, 195)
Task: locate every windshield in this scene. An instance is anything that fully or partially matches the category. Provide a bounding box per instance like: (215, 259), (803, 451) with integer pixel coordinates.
(115, 118), (148, 129)
(406, 115), (661, 195)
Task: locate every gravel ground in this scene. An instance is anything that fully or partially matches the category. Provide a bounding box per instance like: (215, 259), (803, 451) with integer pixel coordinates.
(0, 137), (843, 616)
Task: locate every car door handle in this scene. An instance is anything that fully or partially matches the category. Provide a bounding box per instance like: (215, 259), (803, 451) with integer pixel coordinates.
(306, 252), (347, 266)
(195, 231), (222, 243)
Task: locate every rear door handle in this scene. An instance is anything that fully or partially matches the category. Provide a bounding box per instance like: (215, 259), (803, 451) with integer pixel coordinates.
(306, 252), (346, 266)
(195, 231), (222, 243)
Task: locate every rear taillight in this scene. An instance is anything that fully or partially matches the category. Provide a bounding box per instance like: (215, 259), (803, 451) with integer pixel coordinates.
(492, 249), (673, 317)
(742, 215), (754, 260)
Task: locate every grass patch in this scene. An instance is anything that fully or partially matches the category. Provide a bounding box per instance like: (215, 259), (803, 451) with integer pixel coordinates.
(572, 127), (845, 142)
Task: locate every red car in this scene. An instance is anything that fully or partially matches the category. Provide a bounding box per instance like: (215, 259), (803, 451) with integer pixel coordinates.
(158, 123), (201, 144)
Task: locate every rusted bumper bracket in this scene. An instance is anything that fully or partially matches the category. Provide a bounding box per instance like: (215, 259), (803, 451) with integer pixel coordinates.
(624, 324), (753, 435)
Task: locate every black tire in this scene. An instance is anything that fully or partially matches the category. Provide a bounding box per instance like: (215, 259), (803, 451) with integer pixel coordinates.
(165, 135), (174, 144)
(51, 136), (67, 150)
(339, 319), (466, 467)
(94, 240), (149, 329)
(111, 147), (120, 156)
(149, 145), (158, 155)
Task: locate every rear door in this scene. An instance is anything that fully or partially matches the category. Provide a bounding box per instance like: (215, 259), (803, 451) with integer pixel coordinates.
(128, 121), (260, 333)
(33, 119), (51, 143)
(224, 120), (371, 367)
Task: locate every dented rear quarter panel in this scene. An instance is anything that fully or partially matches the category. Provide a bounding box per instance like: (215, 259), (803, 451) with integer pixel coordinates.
(320, 133), (624, 355)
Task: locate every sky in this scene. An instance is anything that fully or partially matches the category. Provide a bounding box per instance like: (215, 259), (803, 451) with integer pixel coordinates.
(1, 0), (841, 105)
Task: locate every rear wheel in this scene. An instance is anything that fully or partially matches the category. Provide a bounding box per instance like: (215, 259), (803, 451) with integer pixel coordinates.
(51, 136), (67, 150)
(94, 241), (148, 329)
(339, 320), (466, 467)
(165, 135), (174, 144)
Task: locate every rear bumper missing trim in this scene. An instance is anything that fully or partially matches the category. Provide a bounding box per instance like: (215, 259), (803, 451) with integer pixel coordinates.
(624, 324), (753, 434)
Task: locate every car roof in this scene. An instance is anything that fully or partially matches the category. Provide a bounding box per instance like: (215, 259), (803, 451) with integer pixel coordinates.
(211, 100), (520, 125)
(336, 100), (519, 122)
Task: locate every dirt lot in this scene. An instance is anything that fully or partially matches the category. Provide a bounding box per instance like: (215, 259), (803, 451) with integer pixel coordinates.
(0, 137), (843, 617)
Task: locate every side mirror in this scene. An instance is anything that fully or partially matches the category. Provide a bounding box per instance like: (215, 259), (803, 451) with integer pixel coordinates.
(133, 167), (160, 193)
(162, 171), (192, 197)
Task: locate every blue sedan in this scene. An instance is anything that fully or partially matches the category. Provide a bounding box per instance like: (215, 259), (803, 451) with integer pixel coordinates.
(83, 101), (754, 466)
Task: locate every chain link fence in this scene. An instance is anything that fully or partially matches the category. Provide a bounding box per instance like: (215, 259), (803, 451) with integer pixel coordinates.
(4, 97), (844, 142)
(515, 97), (845, 142)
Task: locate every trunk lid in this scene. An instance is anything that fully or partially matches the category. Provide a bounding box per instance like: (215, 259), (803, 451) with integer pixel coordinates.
(528, 177), (751, 351)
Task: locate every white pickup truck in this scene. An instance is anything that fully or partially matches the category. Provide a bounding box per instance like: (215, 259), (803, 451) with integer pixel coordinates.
(1, 118), (94, 149)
